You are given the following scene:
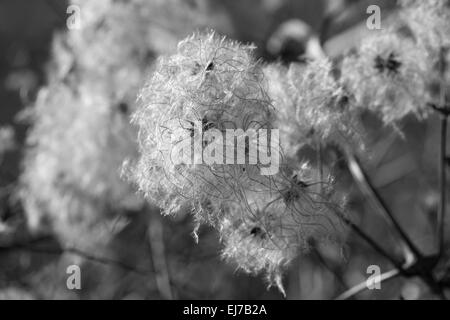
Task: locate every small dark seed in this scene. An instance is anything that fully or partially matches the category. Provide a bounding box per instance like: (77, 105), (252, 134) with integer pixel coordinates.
(206, 62), (214, 71)
(117, 102), (129, 114)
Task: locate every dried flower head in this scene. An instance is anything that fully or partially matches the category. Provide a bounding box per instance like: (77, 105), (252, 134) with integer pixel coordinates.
(128, 33), (348, 292)
(264, 60), (363, 156)
(21, 79), (139, 244)
(20, 0), (212, 244)
(127, 31), (277, 223)
(219, 161), (346, 294)
(341, 32), (431, 124)
(398, 0), (450, 107)
(52, 0), (211, 107)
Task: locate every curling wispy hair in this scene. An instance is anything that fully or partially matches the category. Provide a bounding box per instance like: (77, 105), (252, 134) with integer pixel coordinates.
(341, 0), (450, 124)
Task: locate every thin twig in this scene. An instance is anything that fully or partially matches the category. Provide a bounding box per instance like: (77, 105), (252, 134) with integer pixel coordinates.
(0, 236), (151, 276)
(148, 211), (174, 300)
(336, 268), (400, 300)
(438, 115), (448, 257)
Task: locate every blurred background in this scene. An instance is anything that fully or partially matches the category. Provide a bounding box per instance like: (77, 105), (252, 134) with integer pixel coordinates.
(0, 0), (446, 300)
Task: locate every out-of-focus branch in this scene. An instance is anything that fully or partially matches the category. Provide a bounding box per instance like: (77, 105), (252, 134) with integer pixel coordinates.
(318, 1), (349, 46)
(438, 115), (448, 257)
(337, 153), (448, 299)
(345, 152), (423, 260)
(0, 234), (151, 276)
(147, 210), (174, 300)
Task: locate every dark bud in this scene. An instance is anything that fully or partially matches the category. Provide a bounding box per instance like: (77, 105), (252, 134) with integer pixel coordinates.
(205, 62), (214, 72)
(117, 102), (129, 115)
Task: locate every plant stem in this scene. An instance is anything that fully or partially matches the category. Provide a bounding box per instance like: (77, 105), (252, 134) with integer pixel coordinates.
(1, 241), (151, 276)
(346, 152), (423, 259)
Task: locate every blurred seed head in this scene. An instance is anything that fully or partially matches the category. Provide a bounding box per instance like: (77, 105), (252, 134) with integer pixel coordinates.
(341, 31), (432, 124)
(20, 0), (213, 245)
(20, 79), (140, 245)
(127, 31), (276, 221)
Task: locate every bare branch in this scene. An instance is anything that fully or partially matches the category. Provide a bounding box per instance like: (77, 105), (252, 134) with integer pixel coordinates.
(336, 268), (400, 300)
(0, 235), (151, 277)
(345, 152), (423, 260)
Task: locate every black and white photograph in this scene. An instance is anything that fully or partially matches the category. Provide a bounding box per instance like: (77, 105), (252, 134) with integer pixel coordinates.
(0, 0), (450, 305)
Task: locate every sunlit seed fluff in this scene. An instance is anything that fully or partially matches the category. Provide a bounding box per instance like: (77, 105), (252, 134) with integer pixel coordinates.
(341, 31), (431, 124)
(128, 32), (349, 293)
(264, 60), (362, 156)
(20, 80), (140, 245)
(263, 63), (300, 156)
(128, 32), (276, 224)
(65, 0), (210, 105)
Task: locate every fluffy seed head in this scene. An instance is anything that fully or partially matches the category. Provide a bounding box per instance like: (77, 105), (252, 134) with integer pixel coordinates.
(20, 0), (210, 244)
(341, 32), (431, 124)
(21, 79), (140, 244)
(219, 161), (346, 294)
(128, 31), (276, 222)
(264, 60), (363, 155)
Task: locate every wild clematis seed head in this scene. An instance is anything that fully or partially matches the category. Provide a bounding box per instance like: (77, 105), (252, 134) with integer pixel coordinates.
(68, 0), (207, 73)
(127, 31), (277, 223)
(219, 161), (346, 294)
(128, 32), (348, 294)
(341, 31), (431, 124)
(264, 60), (363, 156)
(399, 0), (450, 51)
(398, 0), (450, 106)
